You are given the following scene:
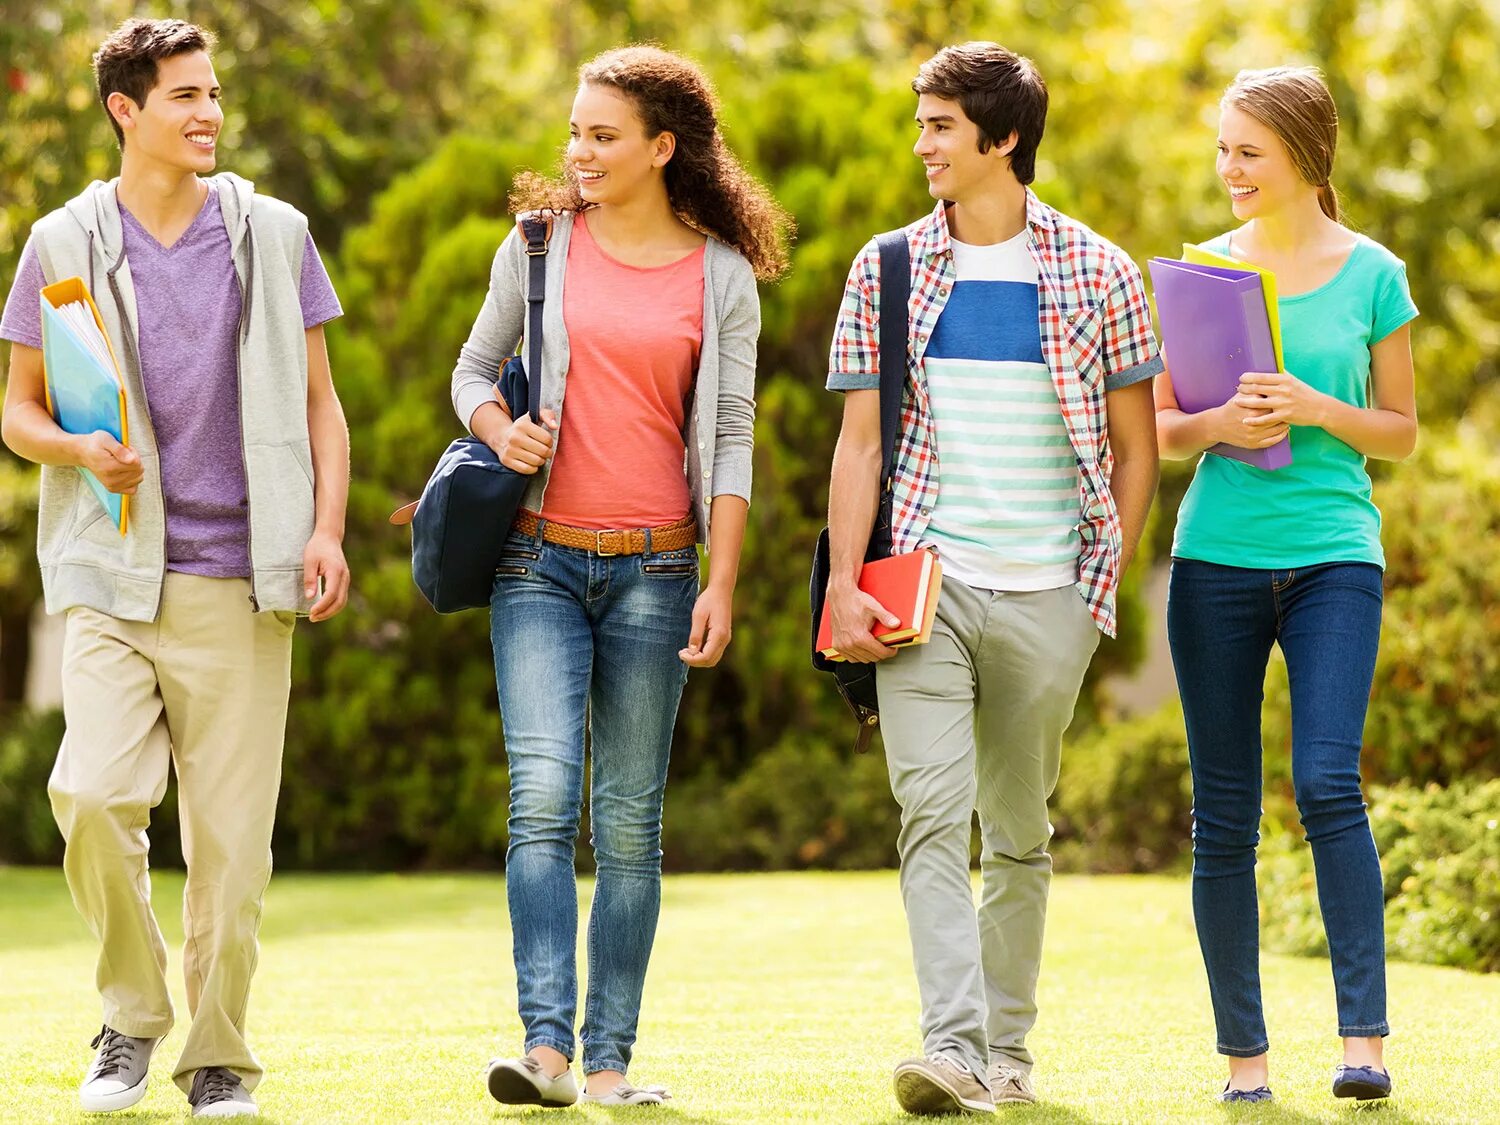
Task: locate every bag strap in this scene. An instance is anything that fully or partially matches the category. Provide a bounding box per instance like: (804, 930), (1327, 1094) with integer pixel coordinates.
(874, 229), (910, 481)
(388, 216), (550, 528)
(517, 215), (552, 424)
(871, 228), (911, 556)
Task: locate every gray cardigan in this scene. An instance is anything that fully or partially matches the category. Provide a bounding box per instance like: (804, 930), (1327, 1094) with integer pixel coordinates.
(450, 211), (760, 543)
(28, 174), (317, 620)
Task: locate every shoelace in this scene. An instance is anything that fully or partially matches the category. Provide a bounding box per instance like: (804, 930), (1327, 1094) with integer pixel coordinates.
(191, 1067), (243, 1106)
(990, 1063), (1026, 1088)
(89, 1027), (135, 1079)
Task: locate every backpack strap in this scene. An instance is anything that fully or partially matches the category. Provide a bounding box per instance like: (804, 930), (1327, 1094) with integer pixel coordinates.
(871, 228), (911, 557)
(516, 214), (552, 424)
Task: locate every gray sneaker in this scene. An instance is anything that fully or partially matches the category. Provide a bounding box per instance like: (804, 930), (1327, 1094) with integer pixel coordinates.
(987, 1060), (1036, 1104)
(893, 1055), (995, 1115)
(188, 1067), (258, 1117)
(485, 1056), (580, 1107)
(79, 1025), (157, 1112)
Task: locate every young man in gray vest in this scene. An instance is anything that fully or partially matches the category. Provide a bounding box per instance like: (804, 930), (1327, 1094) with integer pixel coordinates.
(825, 43), (1161, 1114)
(0, 18), (349, 1118)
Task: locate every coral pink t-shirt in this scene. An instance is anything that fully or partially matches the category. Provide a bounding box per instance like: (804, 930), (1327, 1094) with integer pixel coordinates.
(540, 213), (705, 529)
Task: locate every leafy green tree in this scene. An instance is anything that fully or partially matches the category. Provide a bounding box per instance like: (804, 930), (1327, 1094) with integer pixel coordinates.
(4, 0), (1498, 866)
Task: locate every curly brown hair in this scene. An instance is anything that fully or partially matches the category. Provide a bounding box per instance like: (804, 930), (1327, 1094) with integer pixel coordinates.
(509, 45), (792, 281)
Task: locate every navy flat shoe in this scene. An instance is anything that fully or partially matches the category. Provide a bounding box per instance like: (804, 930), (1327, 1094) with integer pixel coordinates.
(1219, 1082), (1274, 1103)
(1333, 1064), (1392, 1101)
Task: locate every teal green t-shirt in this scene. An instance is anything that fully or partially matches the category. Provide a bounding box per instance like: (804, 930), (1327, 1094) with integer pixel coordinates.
(1172, 231), (1418, 569)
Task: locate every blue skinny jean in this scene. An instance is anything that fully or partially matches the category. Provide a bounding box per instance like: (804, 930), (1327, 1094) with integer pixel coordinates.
(490, 523), (697, 1075)
(1167, 558), (1389, 1056)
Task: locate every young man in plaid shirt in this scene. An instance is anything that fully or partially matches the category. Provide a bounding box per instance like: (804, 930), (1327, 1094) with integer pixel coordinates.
(825, 42), (1162, 1115)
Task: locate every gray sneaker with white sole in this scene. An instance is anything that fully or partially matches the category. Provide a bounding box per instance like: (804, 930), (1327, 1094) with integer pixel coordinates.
(79, 1025), (158, 1113)
(188, 1066), (258, 1117)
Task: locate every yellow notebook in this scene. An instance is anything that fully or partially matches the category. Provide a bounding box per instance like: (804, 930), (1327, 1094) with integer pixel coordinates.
(1182, 243), (1284, 372)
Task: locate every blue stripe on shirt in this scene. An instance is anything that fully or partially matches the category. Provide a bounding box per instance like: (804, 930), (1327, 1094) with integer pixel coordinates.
(926, 280), (1043, 364)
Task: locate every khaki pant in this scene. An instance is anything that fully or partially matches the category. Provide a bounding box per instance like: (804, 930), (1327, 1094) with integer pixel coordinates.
(877, 580), (1100, 1079)
(48, 573), (294, 1093)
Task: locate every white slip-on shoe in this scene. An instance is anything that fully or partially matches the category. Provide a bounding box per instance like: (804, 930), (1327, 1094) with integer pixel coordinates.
(579, 1080), (672, 1106)
(78, 1025), (158, 1112)
(187, 1066), (258, 1117)
(485, 1056), (580, 1107)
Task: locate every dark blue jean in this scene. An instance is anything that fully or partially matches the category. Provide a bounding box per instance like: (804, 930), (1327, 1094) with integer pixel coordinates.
(1166, 558), (1388, 1056)
(489, 523), (697, 1074)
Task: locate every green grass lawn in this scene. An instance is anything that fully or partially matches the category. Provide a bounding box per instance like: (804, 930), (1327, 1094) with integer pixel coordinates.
(1, 868), (1496, 1123)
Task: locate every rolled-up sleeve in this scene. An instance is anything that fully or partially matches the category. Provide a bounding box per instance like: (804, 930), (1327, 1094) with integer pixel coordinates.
(451, 226), (525, 430)
(1101, 252), (1164, 392)
(826, 238), (882, 392)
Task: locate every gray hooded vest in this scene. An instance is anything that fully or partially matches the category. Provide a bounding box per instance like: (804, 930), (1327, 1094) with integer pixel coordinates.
(28, 172), (317, 620)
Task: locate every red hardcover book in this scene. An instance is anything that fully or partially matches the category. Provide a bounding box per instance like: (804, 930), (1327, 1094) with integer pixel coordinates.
(816, 549), (943, 660)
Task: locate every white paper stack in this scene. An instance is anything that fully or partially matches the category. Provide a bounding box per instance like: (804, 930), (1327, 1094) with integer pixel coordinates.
(54, 301), (121, 387)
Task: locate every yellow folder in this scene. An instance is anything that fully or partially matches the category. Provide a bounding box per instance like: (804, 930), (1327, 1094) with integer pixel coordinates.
(1182, 243), (1284, 372)
(39, 277), (131, 535)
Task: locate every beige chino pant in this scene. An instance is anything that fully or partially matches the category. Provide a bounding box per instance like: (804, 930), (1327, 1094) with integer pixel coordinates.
(877, 579), (1100, 1080)
(48, 573), (294, 1093)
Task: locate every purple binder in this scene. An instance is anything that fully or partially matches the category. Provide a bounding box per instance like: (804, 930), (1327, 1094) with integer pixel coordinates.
(1148, 258), (1291, 470)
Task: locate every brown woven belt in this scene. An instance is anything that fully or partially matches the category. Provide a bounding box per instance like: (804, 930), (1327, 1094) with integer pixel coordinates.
(511, 510), (697, 556)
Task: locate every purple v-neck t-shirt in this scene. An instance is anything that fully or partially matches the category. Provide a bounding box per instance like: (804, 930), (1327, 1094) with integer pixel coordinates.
(2, 182), (342, 577)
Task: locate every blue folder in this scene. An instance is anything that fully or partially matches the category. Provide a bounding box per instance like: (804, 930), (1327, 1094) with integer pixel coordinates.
(39, 277), (130, 533)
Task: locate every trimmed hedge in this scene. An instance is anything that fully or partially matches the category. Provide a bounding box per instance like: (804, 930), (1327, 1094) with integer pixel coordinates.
(1260, 779), (1500, 972)
(1051, 700), (1192, 873)
(662, 736), (901, 872)
(0, 707), (63, 865)
(0, 707), (187, 867)
(2, 407), (1494, 873)
(1259, 409), (1500, 789)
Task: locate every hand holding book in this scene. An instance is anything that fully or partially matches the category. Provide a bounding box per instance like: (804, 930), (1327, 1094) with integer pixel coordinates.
(825, 581), (903, 664)
(1198, 385), (1291, 451)
(1236, 369), (1330, 429)
(75, 431), (143, 495)
(1148, 251), (1291, 471)
(817, 550), (943, 664)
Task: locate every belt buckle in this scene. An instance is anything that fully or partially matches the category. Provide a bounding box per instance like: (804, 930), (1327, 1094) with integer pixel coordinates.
(594, 529), (620, 557)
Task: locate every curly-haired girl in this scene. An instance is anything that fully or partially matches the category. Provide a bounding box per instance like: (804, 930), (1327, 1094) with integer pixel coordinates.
(450, 45), (791, 1108)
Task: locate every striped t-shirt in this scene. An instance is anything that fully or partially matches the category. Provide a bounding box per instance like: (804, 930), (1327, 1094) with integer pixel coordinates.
(921, 231), (1081, 591)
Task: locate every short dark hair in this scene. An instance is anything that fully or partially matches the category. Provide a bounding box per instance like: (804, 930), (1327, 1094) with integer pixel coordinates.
(92, 19), (216, 148)
(912, 42), (1048, 184)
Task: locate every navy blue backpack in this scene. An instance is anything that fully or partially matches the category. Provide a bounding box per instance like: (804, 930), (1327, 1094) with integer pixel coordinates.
(391, 217), (549, 613)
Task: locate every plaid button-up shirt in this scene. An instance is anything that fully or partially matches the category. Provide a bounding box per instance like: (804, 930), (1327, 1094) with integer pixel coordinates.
(827, 193), (1163, 637)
